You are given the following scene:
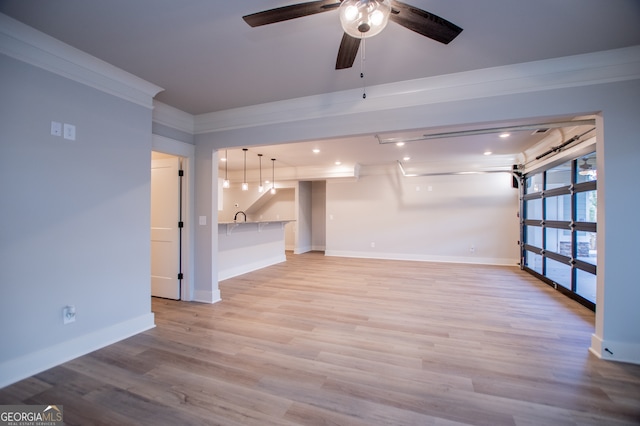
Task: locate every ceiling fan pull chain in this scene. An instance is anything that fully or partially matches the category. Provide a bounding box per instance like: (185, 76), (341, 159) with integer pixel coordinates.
(361, 35), (366, 99)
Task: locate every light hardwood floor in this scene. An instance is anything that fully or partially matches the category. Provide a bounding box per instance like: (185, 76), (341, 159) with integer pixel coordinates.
(2, 252), (640, 425)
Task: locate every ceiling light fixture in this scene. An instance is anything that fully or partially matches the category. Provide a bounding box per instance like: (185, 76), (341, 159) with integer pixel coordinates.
(242, 148), (248, 191)
(313, 148), (320, 154)
(258, 153), (264, 193)
(484, 151), (492, 156)
(339, 0), (392, 39)
(270, 159), (277, 195)
(499, 132), (511, 138)
(222, 149), (230, 189)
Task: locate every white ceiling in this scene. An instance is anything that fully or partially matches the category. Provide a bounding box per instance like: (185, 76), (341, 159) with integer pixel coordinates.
(2, 1), (638, 173)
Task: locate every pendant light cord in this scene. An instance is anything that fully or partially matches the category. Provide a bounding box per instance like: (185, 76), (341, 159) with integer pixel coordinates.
(360, 35), (367, 99)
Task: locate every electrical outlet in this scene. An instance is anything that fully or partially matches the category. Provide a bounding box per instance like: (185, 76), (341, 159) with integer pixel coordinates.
(50, 121), (62, 136)
(371, 242), (376, 248)
(63, 305), (76, 324)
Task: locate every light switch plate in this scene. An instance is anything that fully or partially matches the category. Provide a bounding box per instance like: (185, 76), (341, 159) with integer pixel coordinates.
(63, 123), (76, 140)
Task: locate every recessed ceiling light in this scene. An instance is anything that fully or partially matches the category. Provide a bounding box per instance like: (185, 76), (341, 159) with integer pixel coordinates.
(312, 148), (320, 153)
(403, 156), (411, 161)
(396, 142), (405, 147)
(335, 161), (342, 165)
(484, 151), (493, 156)
(499, 132), (510, 138)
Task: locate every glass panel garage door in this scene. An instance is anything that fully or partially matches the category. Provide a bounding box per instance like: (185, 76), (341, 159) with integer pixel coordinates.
(521, 152), (597, 310)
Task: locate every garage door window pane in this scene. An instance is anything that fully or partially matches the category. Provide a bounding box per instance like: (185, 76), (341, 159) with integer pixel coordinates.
(576, 190), (597, 222)
(577, 231), (597, 265)
(576, 152), (597, 183)
(546, 162), (572, 189)
(526, 226), (542, 248)
(545, 227), (571, 256)
(525, 198), (542, 220)
(525, 175), (543, 194)
(576, 269), (596, 303)
(526, 251), (543, 274)
(546, 194), (571, 221)
(546, 258), (571, 289)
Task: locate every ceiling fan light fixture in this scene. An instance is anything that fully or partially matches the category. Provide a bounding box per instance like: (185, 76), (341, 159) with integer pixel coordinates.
(339, 0), (392, 39)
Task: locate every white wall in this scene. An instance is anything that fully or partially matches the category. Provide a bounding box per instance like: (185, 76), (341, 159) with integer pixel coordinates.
(0, 54), (155, 386)
(326, 170), (519, 264)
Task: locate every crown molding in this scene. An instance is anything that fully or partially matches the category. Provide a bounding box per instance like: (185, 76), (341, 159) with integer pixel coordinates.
(0, 13), (163, 109)
(195, 45), (640, 135)
(152, 100), (195, 134)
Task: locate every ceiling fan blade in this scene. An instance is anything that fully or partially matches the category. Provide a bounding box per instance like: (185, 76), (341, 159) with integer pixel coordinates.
(389, 1), (462, 44)
(243, 0), (341, 27)
(335, 33), (361, 69)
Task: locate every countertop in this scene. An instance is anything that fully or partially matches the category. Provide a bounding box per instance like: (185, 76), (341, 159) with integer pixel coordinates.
(218, 220), (295, 225)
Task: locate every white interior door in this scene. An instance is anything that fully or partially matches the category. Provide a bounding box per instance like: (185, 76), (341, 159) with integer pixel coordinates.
(151, 156), (181, 299)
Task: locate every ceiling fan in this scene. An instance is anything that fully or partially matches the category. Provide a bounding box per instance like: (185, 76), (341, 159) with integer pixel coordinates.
(243, 0), (462, 69)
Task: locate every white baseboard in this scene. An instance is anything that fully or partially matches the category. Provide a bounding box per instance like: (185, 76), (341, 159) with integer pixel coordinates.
(590, 333), (640, 365)
(0, 313), (155, 388)
(293, 245), (312, 254)
(193, 289), (222, 304)
(324, 250), (519, 266)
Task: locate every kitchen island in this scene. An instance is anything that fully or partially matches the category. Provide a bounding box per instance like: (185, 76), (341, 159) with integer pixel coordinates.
(217, 220), (293, 281)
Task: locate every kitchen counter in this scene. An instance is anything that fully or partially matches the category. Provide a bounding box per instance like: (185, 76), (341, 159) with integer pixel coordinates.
(217, 220), (294, 281)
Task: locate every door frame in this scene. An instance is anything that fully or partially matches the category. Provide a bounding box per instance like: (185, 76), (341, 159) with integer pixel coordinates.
(152, 135), (195, 301)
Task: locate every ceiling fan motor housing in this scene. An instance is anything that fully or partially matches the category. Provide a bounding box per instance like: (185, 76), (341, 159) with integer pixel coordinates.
(339, 0), (392, 38)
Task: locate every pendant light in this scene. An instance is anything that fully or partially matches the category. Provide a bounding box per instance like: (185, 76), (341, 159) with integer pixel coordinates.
(222, 149), (230, 189)
(242, 148), (248, 191)
(257, 154), (264, 193)
(339, 0), (391, 39)
(270, 158), (276, 195)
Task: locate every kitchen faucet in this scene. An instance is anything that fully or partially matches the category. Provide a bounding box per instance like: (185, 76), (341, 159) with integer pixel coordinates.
(234, 211), (246, 222)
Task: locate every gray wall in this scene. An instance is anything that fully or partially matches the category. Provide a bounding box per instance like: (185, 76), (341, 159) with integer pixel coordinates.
(0, 54), (155, 384)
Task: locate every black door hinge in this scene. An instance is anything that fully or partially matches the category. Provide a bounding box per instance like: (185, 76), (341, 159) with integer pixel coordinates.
(178, 221), (184, 228)
(178, 273), (184, 280)
(178, 170), (184, 177)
